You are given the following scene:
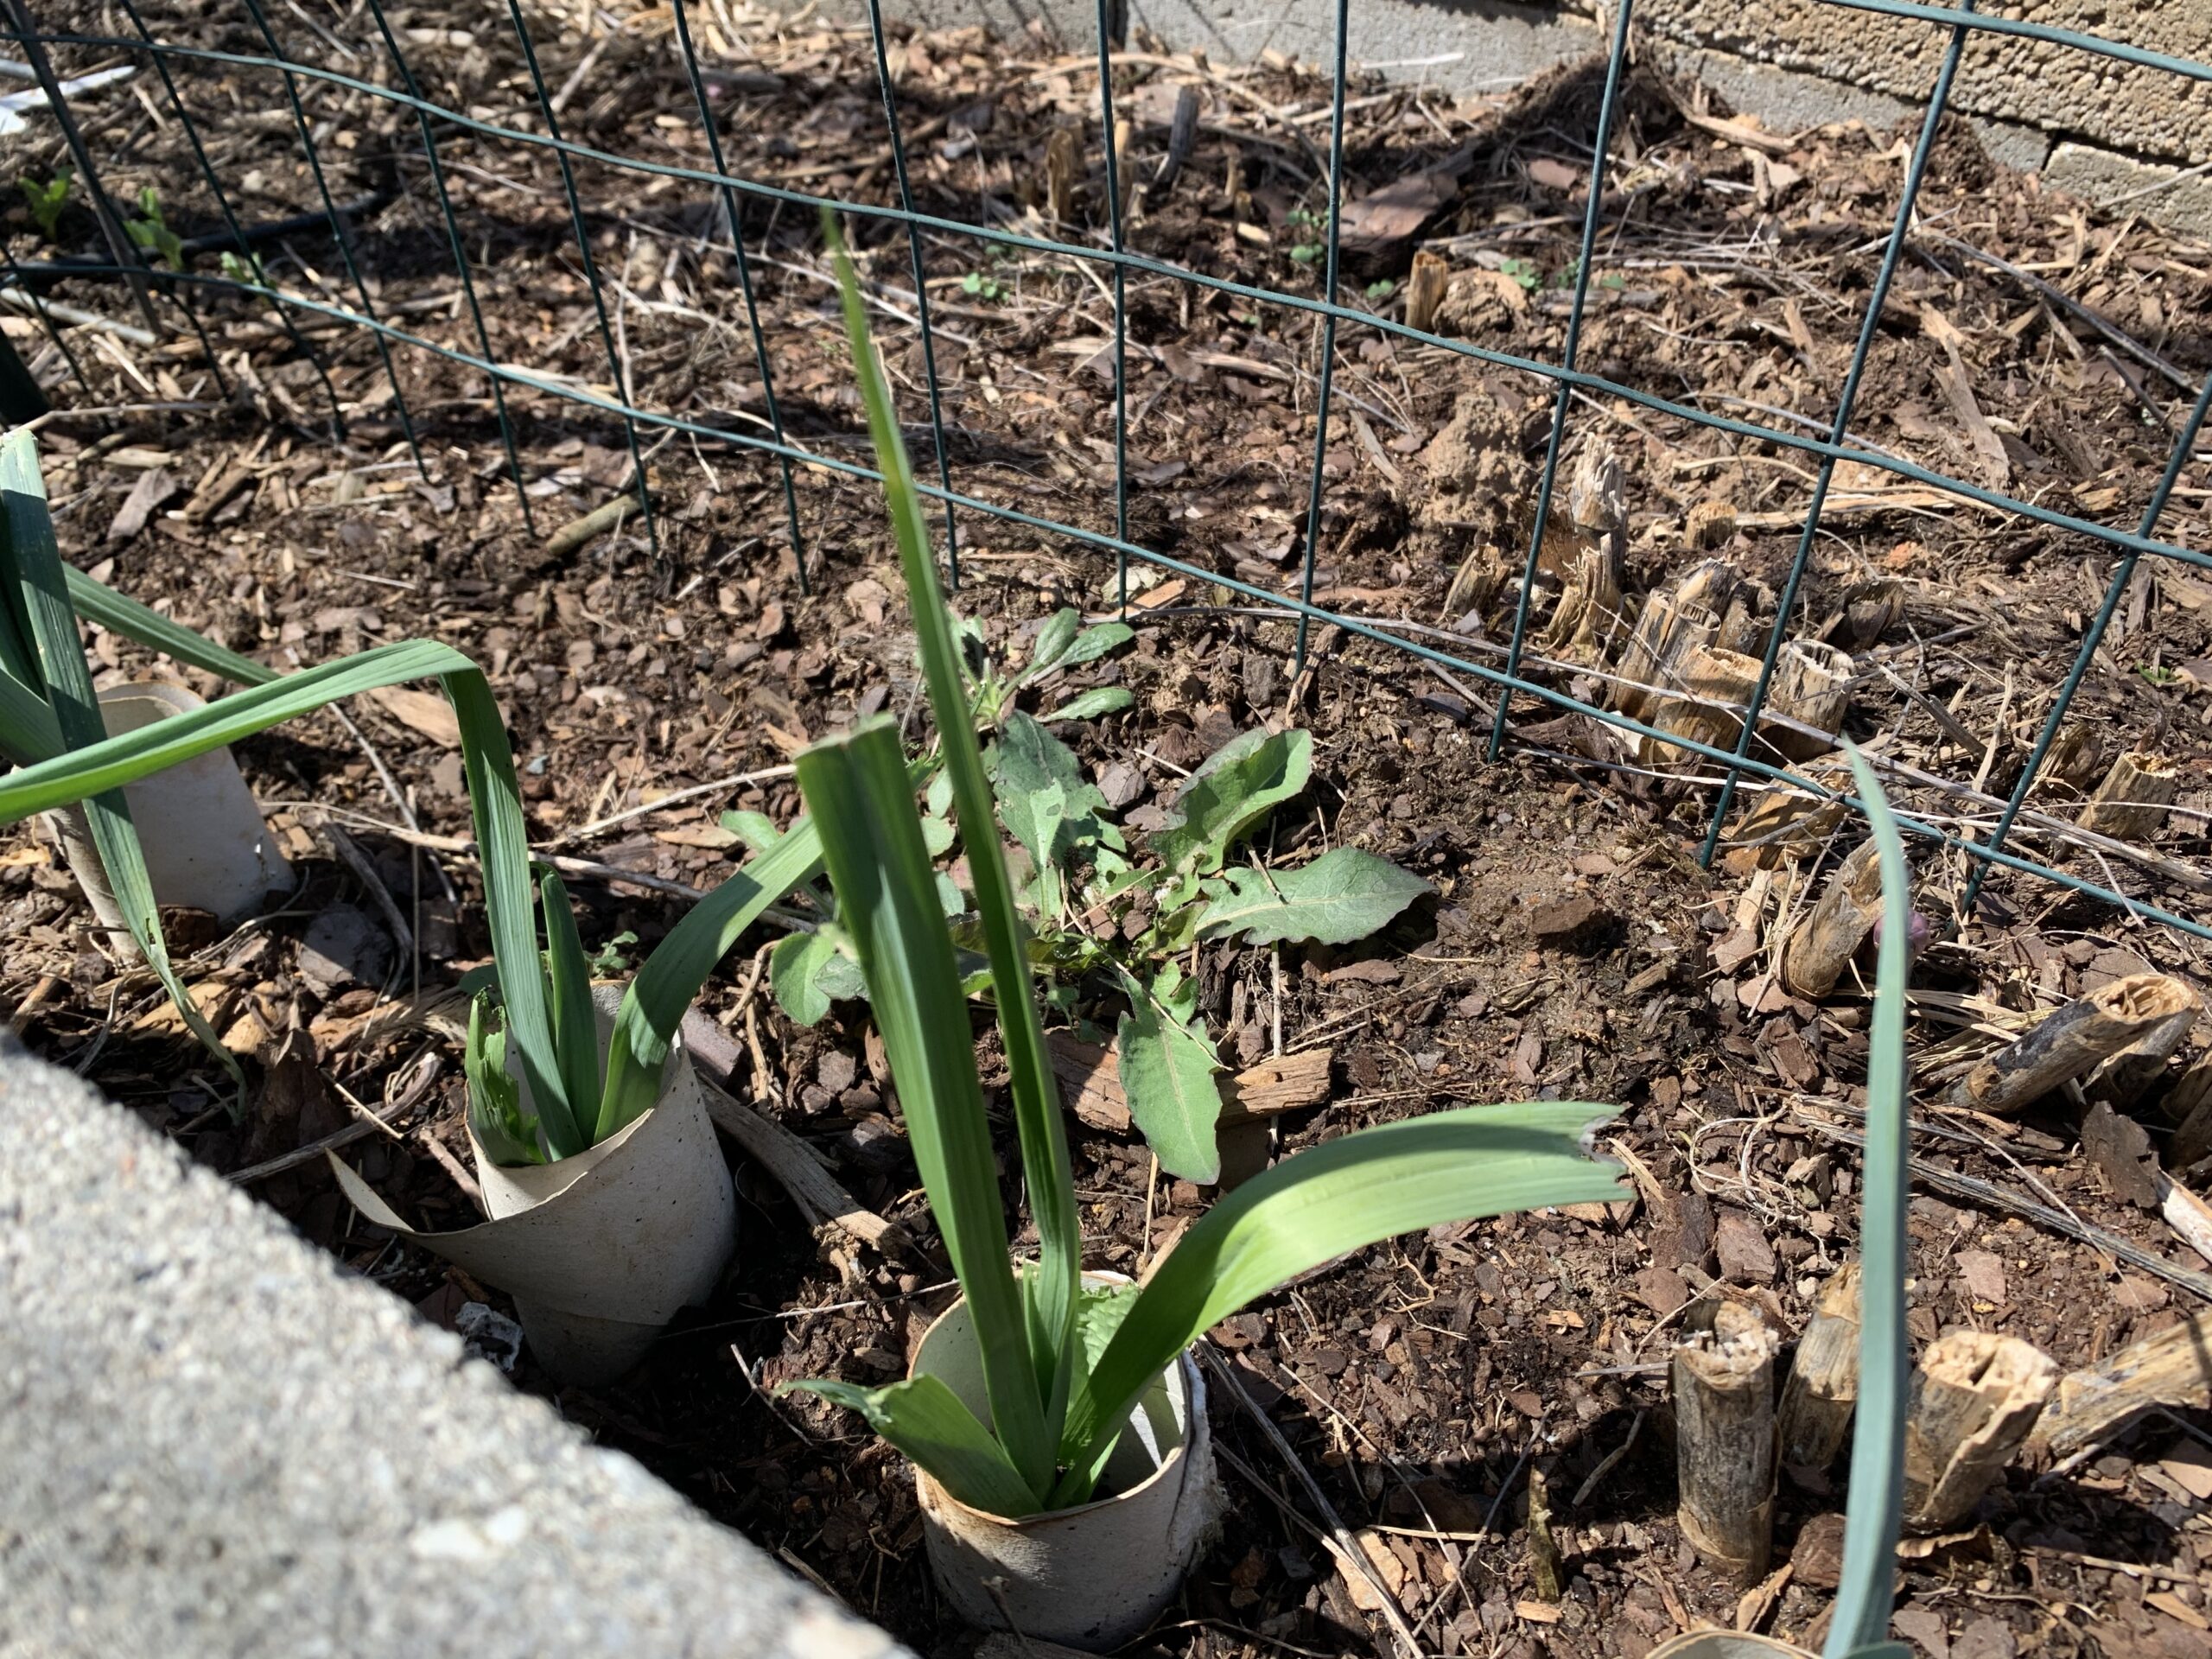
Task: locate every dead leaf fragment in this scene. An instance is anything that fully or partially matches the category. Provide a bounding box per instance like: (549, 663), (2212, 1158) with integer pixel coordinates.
(365, 685), (461, 749)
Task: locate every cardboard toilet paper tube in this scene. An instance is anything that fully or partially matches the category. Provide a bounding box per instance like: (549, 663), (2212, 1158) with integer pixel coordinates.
(331, 986), (736, 1386)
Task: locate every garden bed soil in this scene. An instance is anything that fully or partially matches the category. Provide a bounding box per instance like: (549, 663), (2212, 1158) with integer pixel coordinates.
(5, 4), (2212, 1654)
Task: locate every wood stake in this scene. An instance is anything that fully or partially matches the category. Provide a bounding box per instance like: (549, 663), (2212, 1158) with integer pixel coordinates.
(1673, 1300), (1779, 1584)
(1780, 840), (1885, 999)
(2030, 1307), (2212, 1463)
(1942, 974), (2196, 1116)
(2078, 750), (2178, 840)
(1405, 249), (1451, 334)
(1902, 1331), (2056, 1529)
(1777, 1262), (1860, 1472)
(1764, 640), (1854, 762)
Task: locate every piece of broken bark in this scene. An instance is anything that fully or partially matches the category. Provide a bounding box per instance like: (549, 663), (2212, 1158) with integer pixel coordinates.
(1046, 1033), (1330, 1137)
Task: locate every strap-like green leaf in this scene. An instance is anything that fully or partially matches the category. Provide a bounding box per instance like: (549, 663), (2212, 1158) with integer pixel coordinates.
(1825, 747), (1913, 1659)
(0, 637), (480, 822)
(2, 429), (240, 1097)
(1052, 1101), (1624, 1503)
(63, 565), (276, 688)
(828, 212), (1082, 1468)
(1196, 848), (1432, 947)
(442, 670), (580, 1160)
(1113, 961), (1224, 1184)
(782, 1373), (1042, 1519)
(598, 817), (824, 1141)
(540, 872), (601, 1134)
(796, 719), (1053, 1500)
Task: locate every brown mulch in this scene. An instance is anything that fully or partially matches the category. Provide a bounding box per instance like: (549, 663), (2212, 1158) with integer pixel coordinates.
(4, 3), (2212, 1654)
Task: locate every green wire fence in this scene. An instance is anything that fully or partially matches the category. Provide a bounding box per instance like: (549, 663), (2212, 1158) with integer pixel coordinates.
(3, 0), (2208, 943)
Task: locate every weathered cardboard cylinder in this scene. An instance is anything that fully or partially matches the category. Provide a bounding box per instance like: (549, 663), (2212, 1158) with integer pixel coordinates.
(911, 1278), (1224, 1650)
(331, 986), (736, 1387)
(49, 681), (292, 937)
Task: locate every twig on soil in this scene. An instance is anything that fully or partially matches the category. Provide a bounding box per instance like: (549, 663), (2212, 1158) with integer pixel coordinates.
(228, 1050), (444, 1185)
(544, 491), (644, 559)
(1200, 1344), (1425, 1659)
(1793, 1114), (2212, 1306)
(321, 819), (416, 984)
(542, 763), (798, 847)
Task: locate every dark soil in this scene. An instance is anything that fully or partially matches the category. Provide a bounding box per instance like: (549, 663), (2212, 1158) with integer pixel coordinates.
(5, 3), (2212, 1655)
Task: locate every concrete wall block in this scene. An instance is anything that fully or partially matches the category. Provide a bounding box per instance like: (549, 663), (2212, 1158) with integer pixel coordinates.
(0, 1034), (910, 1659)
(1587, 0), (2212, 169)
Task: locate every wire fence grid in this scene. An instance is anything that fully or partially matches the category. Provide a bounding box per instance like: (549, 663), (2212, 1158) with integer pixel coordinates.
(4, 0), (2210, 943)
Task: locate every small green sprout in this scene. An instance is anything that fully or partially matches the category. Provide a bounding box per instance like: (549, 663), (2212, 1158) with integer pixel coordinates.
(18, 170), (71, 242)
(124, 187), (183, 271)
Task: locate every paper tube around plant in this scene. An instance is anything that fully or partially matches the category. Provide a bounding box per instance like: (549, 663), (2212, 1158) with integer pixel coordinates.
(329, 985), (735, 1387)
(50, 682), (291, 936)
(910, 1279), (1224, 1651)
(1647, 1634), (1816, 1658)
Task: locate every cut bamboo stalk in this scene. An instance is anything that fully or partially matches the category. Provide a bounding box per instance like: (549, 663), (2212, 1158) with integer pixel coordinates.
(1405, 249), (1451, 334)
(1673, 1300), (1779, 1584)
(1777, 1263), (1860, 1472)
(2041, 722), (2111, 797)
(2030, 1307), (2212, 1462)
(1725, 759), (1850, 871)
(1613, 594), (1677, 721)
(1942, 974), (2196, 1116)
(1640, 643), (1759, 766)
(1763, 641), (1853, 762)
(1683, 500), (1736, 551)
(2078, 750), (2178, 840)
(1672, 558), (1740, 620)
(1779, 841), (1884, 999)
(2158, 1172), (2212, 1269)
(2089, 988), (2199, 1109)
(1834, 575), (1904, 650)
(1902, 1332), (2056, 1530)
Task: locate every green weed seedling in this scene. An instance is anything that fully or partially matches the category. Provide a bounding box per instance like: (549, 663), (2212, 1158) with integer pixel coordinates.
(18, 169), (70, 242)
(778, 208), (1626, 1521)
(777, 651), (1428, 1182)
(219, 250), (270, 289)
(124, 187), (183, 271)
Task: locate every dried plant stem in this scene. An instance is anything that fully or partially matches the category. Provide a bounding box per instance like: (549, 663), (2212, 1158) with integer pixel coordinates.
(1777, 1262), (1861, 1472)
(1672, 1301), (1778, 1584)
(1942, 974), (2196, 1116)
(1902, 1332), (2056, 1530)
